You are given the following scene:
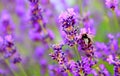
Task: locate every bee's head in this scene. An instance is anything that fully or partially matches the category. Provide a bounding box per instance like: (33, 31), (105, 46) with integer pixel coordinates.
(82, 34), (88, 39)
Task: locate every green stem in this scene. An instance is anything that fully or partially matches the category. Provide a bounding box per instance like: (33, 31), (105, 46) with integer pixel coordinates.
(17, 63), (27, 76)
(77, 0), (82, 15)
(112, 10), (119, 33)
(48, 48), (54, 64)
(68, 71), (73, 76)
(49, 48), (53, 53)
(74, 45), (80, 61)
(5, 59), (18, 76)
(33, 63), (41, 76)
(45, 70), (49, 76)
(77, 0), (83, 28)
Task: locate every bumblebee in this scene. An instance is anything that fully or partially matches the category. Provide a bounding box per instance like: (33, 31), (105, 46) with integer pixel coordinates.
(80, 33), (93, 50)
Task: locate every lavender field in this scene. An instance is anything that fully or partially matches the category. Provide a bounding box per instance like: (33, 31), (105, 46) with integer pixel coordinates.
(0, 0), (120, 76)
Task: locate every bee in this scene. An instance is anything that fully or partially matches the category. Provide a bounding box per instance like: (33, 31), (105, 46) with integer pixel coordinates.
(80, 33), (93, 50)
(82, 34), (92, 44)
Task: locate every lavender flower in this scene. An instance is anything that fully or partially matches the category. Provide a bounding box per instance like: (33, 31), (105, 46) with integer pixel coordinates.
(91, 64), (110, 76)
(98, 64), (110, 76)
(50, 43), (67, 65)
(2, 0), (120, 76)
(59, 8), (79, 46)
(107, 34), (119, 52)
(3, 35), (16, 58)
(28, 0), (54, 43)
(73, 57), (95, 76)
(48, 65), (68, 76)
(105, 0), (118, 11)
(12, 56), (21, 64)
(82, 12), (96, 35)
(39, 59), (48, 75)
(95, 42), (109, 59)
(0, 11), (15, 36)
(50, 43), (75, 74)
(28, 0), (39, 5)
(107, 55), (120, 75)
(95, 33), (120, 60)
(49, 43), (73, 75)
(49, 42), (96, 76)
(0, 35), (21, 64)
(59, 8), (78, 28)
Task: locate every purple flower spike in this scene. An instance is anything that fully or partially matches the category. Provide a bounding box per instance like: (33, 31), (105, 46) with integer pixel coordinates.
(49, 48), (67, 65)
(105, 0), (118, 11)
(107, 55), (120, 75)
(12, 56), (21, 64)
(28, 0), (54, 43)
(82, 12), (96, 35)
(59, 8), (79, 29)
(98, 64), (110, 76)
(58, 8), (79, 47)
(29, 0), (39, 5)
(0, 35), (21, 64)
(73, 57), (95, 76)
(107, 34), (119, 52)
(108, 34), (114, 39)
(0, 10), (15, 36)
(52, 43), (64, 51)
(5, 35), (14, 43)
(107, 55), (116, 64)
